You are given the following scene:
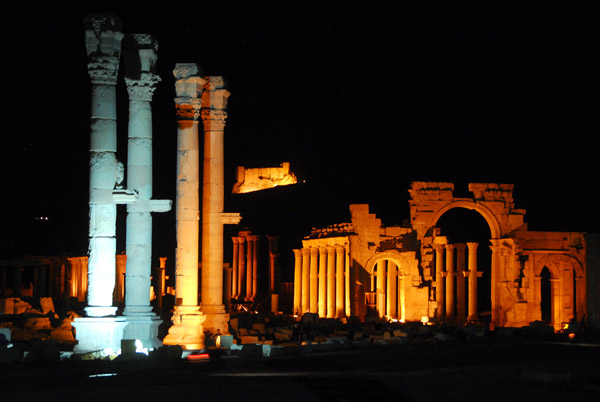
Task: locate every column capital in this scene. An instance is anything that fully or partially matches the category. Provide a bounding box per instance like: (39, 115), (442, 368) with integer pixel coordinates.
(466, 242), (479, 252)
(201, 76), (230, 131)
(84, 14), (123, 85)
(232, 237), (241, 245)
(318, 247), (327, 256)
(174, 63), (206, 121)
(335, 245), (345, 254)
(125, 73), (161, 101)
(293, 248), (302, 257)
(309, 247), (319, 256)
(433, 244), (445, 253)
(301, 248), (310, 257)
(445, 244), (456, 252)
(123, 34), (161, 101)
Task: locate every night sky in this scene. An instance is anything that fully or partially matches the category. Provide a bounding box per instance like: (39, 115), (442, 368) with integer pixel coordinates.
(2, 2), (599, 276)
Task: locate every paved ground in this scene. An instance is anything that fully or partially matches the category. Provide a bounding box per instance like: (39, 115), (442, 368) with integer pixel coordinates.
(2, 337), (600, 401)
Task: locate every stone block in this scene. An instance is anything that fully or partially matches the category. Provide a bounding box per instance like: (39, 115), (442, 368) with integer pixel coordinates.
(40, 297), (55, 314)
(238, 328), (248, 336)
(24, 317), (53, 331)
(252, 322), (266, 332)
(0, 298), (14, 315)
(240, 335), (260, 344)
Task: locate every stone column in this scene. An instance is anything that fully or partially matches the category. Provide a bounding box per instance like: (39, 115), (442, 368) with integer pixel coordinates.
(434, 245), (445, 320)
(345, 245), (351, 317)
(455, 243), (467, 321)
(387, 261), (397, 319)
(335, 246), (345, 318)
(156, 257), (167, 311)
(121, 34), (171, 348)
(376, 260), (386, 319)
(250, 235), (259, 301)
(318, 247), (327, 317)
(398, 274), (405, 322)
(326, 246), (336, 318)
(74, 14), (128, 354)
(163, 63), (205, 350)
(445, 244), (455, 319)
(309, 247), (319, 313)
(465, 242), (483, 321)
(267, 235), (280, 313)
(292, 249), (302, 315)
(237, 237), (246, 300)
(231, 237), (240, 300)
(84, 14), (124, 318)
(200, 76), (242, 335)
(244, 235), (253, 301)
(301, 248), (310, 314)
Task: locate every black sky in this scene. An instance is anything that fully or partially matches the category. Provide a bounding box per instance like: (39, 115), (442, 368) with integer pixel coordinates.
(1, 2), (599, 264)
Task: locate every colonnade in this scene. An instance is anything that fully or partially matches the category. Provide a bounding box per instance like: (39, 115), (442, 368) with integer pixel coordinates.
(433, 242), (482, 321)
(231, 232), (259, 302)
(371, 260), (406, 321)
(292, 244), (349, 318)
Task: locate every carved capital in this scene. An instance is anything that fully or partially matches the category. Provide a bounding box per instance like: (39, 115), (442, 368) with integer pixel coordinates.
(201, 109), (228, 131)
(125, 73), (161, 101)
(84, 14), (123, 85)
(175, 98), (202, 121)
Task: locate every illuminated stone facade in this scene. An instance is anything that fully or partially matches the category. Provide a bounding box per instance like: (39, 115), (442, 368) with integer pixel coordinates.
(293, 182), (600, 331)
(232, 162), (298, 194)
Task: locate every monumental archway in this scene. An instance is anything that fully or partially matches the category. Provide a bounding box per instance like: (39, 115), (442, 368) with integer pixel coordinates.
(408, 182), (527, 327)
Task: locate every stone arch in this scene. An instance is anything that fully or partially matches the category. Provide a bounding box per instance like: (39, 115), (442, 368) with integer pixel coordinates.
(533, 254), (585, 329)
(429, 200), (501, 240)
(364, 250), (415, 321)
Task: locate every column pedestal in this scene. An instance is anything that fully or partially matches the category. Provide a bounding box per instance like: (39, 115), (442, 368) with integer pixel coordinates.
(73, 317), (128, 354)
(163, 306), (206, 350)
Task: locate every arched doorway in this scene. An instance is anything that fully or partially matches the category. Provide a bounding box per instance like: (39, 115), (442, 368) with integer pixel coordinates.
(534, 255), (584, 331)
(436, 207), (492, 321)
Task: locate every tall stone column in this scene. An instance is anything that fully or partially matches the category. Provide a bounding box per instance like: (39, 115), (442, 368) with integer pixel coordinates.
(335, 246), (345, 318)
(163, 63), (205, 350)
(121, 34), (171, 348)
(237, 237), (246, 300)
(231, 237), (240, 300)
(465, 242), (483, 321)
(292, 249), (302, 315)
(445, 244), (455, 319)
(74, 14), (128, 354)
(345, 245), (351, 317)
(434, 245), (445, 320)
(326, 246), (336, 318)
(200, 76), (242, 335)
(250, 235), (259, 301)
(301, 248), (310, 314)
(267, 236), (280, 313)
(397, 274), (405, 322)
(455, 243), (467, 321)
(244, 235), (253, 301)
(387, 261), (397, 319)
(309, 247), (319, 313)
(318, 247), (327, 317)
(376, 260), (386, 319)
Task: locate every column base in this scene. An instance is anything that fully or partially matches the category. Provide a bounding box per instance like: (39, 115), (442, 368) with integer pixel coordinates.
(200, 305), (230, 336)
(72, 316), (128, 354)
(162, 306), (206, 350)
(122, 314), (163, 349)
(84, 306), (118, 317)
